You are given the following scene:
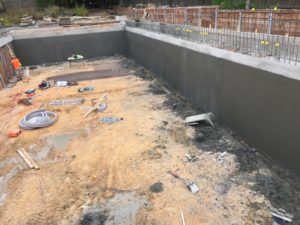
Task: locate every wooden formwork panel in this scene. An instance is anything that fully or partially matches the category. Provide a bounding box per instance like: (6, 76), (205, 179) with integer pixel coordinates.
(0, 45), (13, 90)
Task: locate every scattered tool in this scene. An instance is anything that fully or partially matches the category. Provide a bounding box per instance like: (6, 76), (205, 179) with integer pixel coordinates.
(49, 98), (84, 106)
(100, 117), (123, 124)
(185, 112), (215, 128)
(7, 129), (21, 138)
(96, 103), (107, 112)
(84, 93), (107, 118)
(24, 88), (36, 98)
(185, 153), (198, 162)
(270, 207), (294, 223)
(78, 85), (94, 93)
(55, 81), (68, 87)
(24, 88), (35, 94)
(67, 81), (78, 86)
(168, 171), (199, 193)
(91, 97), (108, 112)
(38, 80), (50, 89)
(39, 103), (45, 109)
(17, 148), (39, 169)
(68, 54), (84, 67)
(17, 98), (32, 106)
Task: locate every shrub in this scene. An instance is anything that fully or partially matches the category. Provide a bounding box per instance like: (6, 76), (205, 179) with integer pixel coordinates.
(0, 9), (24, 26)
(32, 10), (45, 20)
(72, 5), (88, 16)
(212, 0), (246, 9)
(36, 0), (55, 8)
(45, 5), (61, 17)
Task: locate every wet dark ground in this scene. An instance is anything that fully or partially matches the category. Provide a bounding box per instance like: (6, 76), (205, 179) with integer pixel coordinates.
(79, 211), (108, 225)
(120, 56), (300, 225)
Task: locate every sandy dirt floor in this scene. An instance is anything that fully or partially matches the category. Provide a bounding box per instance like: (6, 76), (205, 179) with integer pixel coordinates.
(0, 56), (299, 225)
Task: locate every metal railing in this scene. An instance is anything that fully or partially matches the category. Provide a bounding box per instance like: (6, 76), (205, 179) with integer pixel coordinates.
(126, 20), (300, 65)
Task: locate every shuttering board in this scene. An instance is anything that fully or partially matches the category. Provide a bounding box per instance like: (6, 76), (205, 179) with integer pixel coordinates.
(0, 45), (13, 90)
(0, 47), (9, 87)
(3, 45), (14, 78)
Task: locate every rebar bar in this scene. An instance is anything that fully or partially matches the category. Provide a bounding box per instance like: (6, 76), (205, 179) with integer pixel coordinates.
(126, 20), (300, 65)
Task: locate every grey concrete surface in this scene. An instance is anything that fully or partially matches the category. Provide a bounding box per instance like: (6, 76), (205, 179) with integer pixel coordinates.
(125, 29), (300, 177)
(12, 26), (124, 39)
(0, 35), (12, 48)
(125, 27), (300, 80)
(12, 29), (126, 66)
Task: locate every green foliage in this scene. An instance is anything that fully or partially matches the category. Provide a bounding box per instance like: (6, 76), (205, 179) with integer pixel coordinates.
(45, 5), (61, 17)
(32, 10), (46, 20)
(212, 0), (223, 4)
(0, 2), (88, 26)
(252, 2), (278, 9)
(36, 0), (55, 8)
(0, 9), (24, 26)
(72, 5), (88, 16)
(212, 0), (246, 9)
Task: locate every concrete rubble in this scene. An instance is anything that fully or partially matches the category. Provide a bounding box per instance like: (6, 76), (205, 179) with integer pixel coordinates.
(20, 16), (33, 27)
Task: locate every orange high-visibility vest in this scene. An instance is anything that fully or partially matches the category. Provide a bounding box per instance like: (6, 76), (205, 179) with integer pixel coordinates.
(11, 58), (21, 70)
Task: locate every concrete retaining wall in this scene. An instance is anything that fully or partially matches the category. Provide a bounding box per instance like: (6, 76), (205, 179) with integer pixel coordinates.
(125, 28), (300, 177)
(12, 29), (126, 66)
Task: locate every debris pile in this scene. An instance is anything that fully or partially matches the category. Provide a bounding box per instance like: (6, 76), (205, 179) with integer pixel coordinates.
(168, 171), (199, 194)
(58, 16), (72, 26)
(20, 16), (33, 27)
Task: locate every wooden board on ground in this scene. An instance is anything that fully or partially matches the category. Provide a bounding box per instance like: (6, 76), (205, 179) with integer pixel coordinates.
(17, 148), (39, 169)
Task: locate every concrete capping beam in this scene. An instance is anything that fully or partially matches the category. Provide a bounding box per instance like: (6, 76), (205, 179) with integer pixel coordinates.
(11, 25), (125, 40)
(0, 35), (13, 48)
(126, 26), (300, 81)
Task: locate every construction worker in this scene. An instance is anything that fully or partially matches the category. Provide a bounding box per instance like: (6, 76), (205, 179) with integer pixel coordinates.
(11, 57), (22, 77)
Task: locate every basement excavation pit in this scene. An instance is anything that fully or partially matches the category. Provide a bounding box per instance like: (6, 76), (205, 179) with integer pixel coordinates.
(0, 55), (299, 225)
(1, 24), (300, 225)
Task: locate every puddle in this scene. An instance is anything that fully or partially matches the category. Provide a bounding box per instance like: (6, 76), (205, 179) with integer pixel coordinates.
(79, 192), (147, 225)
